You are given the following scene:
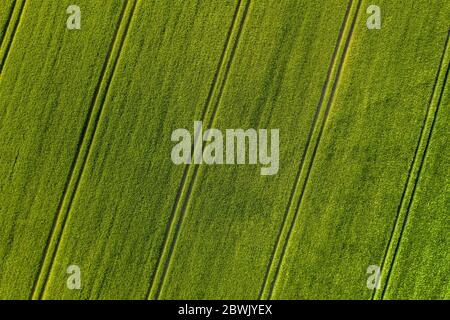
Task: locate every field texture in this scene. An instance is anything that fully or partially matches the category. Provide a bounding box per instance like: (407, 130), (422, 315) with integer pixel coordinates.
(0, 1), (15, 46)
(0, 0), (448, 300)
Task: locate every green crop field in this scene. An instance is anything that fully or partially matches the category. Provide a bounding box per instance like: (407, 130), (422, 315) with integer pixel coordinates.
(0, 0), (448, 300)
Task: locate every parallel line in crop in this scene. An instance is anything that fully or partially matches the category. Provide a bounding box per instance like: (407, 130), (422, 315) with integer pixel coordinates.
(30, 0), (138, 300)
(0, 1), (16, 47)
(374, 29), (450, 300)
(147, 0), (252, 300)
(0, 0), (26, 75)
(258, 0), (352, 299)
(260, 0), (363, 300)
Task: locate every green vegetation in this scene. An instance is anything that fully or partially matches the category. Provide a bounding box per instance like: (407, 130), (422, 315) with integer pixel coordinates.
(158, 0), (353, 299)
(383, 49), (449, 300)
(42, 0), (239, 299)
(271, 0), (450, 299)
(0, 0), (25, 72)
(0, 0), (15, 44)
(0, 0), (448, 300)
(0, 0), (127, 299)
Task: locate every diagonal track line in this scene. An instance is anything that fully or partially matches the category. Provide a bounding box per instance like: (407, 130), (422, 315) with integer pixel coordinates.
(260, 0), (362, 300)
(145, 5), (246, 294)
(373, 29), (450, 300)
(30, 0), (138, 300)
(147, 0), (252, 300)
(0, 0), (18, 47)
(258, 0), (353, 300)
(0, 0), (26, 75)
(143, 0), (249, 295)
